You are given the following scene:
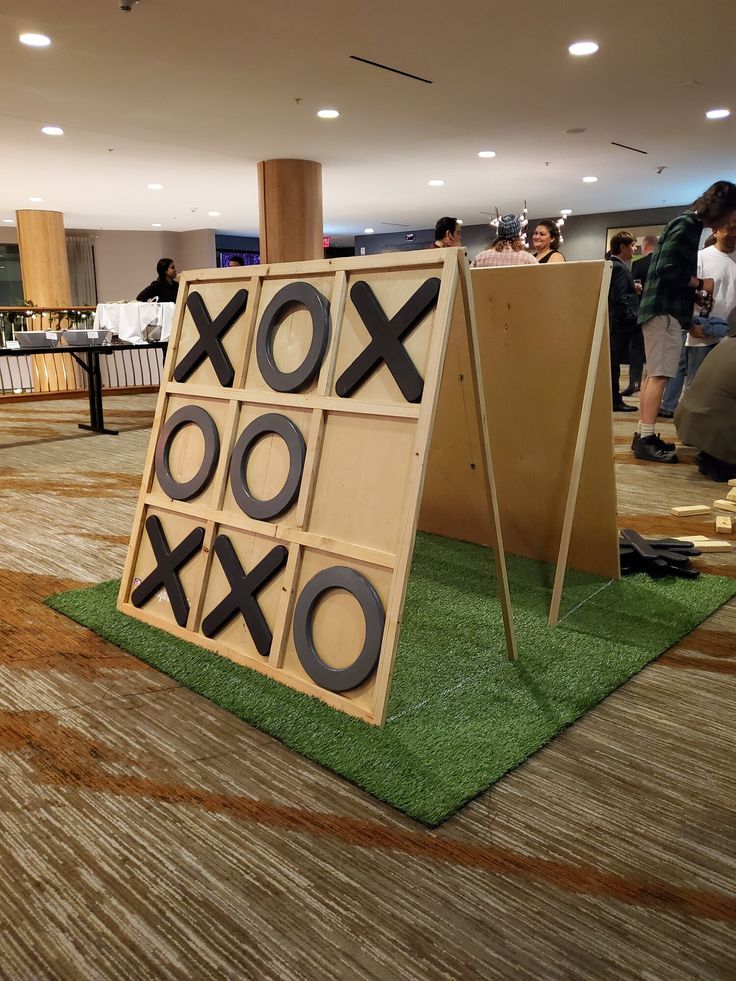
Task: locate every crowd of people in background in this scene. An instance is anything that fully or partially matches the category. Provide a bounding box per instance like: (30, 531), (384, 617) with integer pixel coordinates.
(434, 183), (736, 479)
(138, 181), (736, 481)
(629, 180), (736, 466)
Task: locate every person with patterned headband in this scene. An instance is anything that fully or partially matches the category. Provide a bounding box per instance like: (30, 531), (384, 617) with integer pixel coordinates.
(471, 214), (538, 268)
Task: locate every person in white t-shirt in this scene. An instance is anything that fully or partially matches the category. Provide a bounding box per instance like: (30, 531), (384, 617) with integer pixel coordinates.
(686, 224), (736, 382)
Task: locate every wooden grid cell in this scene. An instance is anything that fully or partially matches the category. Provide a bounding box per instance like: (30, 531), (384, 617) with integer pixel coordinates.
(331, 269), (439, 405)
(193, 525), (289, 664)
(124, 507), (209, 633)
(278, 547), (392, 713)
(306, 410), (416, 557)
(220, 400), (314, 527)
(148, 394), (233, 511)
(243, 274), (337, 396)
(172, 280), (254, 389)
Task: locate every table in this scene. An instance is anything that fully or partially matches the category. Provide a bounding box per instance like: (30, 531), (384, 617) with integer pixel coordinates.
(0, 342), (166, 435)
(94, 302), (176, 343)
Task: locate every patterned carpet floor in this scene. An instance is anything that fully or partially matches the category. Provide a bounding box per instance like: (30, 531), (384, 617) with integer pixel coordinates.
(0, 391), (734, 979)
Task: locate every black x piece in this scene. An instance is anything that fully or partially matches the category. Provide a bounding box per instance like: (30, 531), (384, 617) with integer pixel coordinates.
(130, 516), (205, 626)
(201, 537), (288, 655)
(335, 277), (441, 403)
(174, 288), (249, 387)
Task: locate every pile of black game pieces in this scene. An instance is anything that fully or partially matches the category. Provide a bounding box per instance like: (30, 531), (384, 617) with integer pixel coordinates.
(619, 528), (701, 579)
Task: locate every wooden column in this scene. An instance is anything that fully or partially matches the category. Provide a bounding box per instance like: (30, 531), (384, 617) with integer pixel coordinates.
(16, 210), (76, 392)
(16, 210), (72, 306)
(257, 159), (323, 263)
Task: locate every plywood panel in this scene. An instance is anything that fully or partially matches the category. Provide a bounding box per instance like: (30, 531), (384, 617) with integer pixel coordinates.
(308, 412), (416, 555)
(118, 250), (513, 724)
(421, 261), (619, 580)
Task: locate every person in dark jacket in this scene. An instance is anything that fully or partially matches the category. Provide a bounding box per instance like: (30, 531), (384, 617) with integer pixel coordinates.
(622, 234), (658, 394)
(607, 230), (639, 412)
(136, 257), (179, 302)
(675, 310), (736, 481)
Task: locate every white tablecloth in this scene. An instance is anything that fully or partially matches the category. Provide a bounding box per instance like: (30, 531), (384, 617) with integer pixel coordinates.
(93, 302), (175, 343)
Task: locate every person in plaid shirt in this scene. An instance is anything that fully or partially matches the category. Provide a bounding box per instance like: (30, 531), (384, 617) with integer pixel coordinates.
(471, 214), (538, 267)
(633, 180), (736, 463)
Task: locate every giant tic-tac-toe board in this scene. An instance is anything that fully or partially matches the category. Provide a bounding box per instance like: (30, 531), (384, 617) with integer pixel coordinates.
(118, 249), (510, 725)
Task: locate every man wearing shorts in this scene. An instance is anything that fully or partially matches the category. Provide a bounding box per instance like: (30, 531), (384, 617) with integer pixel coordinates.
(633, 181), (736, 463)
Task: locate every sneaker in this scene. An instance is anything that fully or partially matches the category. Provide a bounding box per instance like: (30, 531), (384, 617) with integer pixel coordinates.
(631, 432), (676, 452)
(651, 432), (676, 452)
(633, 434), (678, 463)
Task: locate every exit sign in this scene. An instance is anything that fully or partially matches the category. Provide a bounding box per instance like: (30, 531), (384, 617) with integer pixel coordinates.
(323, 236), (331, 248)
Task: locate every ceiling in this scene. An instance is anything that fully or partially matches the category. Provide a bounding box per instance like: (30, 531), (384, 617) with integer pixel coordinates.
(1, 0), (734, 239)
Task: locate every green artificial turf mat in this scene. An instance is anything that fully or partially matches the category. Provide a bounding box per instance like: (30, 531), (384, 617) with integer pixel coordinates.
(45, 532), (736, 825)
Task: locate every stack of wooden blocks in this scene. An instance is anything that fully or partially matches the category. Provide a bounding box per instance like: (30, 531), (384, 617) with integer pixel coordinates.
(669, 479), (736, 552)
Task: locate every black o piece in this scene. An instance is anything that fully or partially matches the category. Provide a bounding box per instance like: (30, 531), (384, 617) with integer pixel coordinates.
(335, 277), (441, 403)
(256, 282), (330, 392)
(174, 288), (249, 387)
(130, 515), (205, 627)
(229, 413), (306, 520)
(293, 566), (385, 693)
(201, 539), (288, 653)
(154, 405), (219, 501)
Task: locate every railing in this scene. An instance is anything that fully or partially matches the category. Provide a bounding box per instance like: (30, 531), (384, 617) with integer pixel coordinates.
(0, 306), (165, 396)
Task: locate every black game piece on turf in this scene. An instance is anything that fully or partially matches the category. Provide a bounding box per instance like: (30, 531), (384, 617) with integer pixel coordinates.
(619, 528), (701, 579)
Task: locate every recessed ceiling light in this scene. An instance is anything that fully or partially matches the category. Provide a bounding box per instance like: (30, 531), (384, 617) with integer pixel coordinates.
(29, 196), (43, 202)
(19, 33), (51, 47)
(560, 209), (573, 215)
(207, 211), (221, 217)
(363, 227), (375, 234)
(2, 219), (14, 224)
(147, 183), (163, 190)
(151, 223), (162, 228)
(582, 176), (598, 183)
(317, 108), (340, 119)
(569, 41), (599, 56)
(428, 179), (445, 187)
(457, 219), (463, 225)
(478, 150), (496, 158)
(706, 108), (730, 119)
(41, 125), (64, 136)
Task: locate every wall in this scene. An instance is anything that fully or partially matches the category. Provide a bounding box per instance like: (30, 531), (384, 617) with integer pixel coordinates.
(92, 230), (180, 301)
(541, 205), (684, 261)
(177, 228), (216, 276)
(91, 228), (215, 301)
